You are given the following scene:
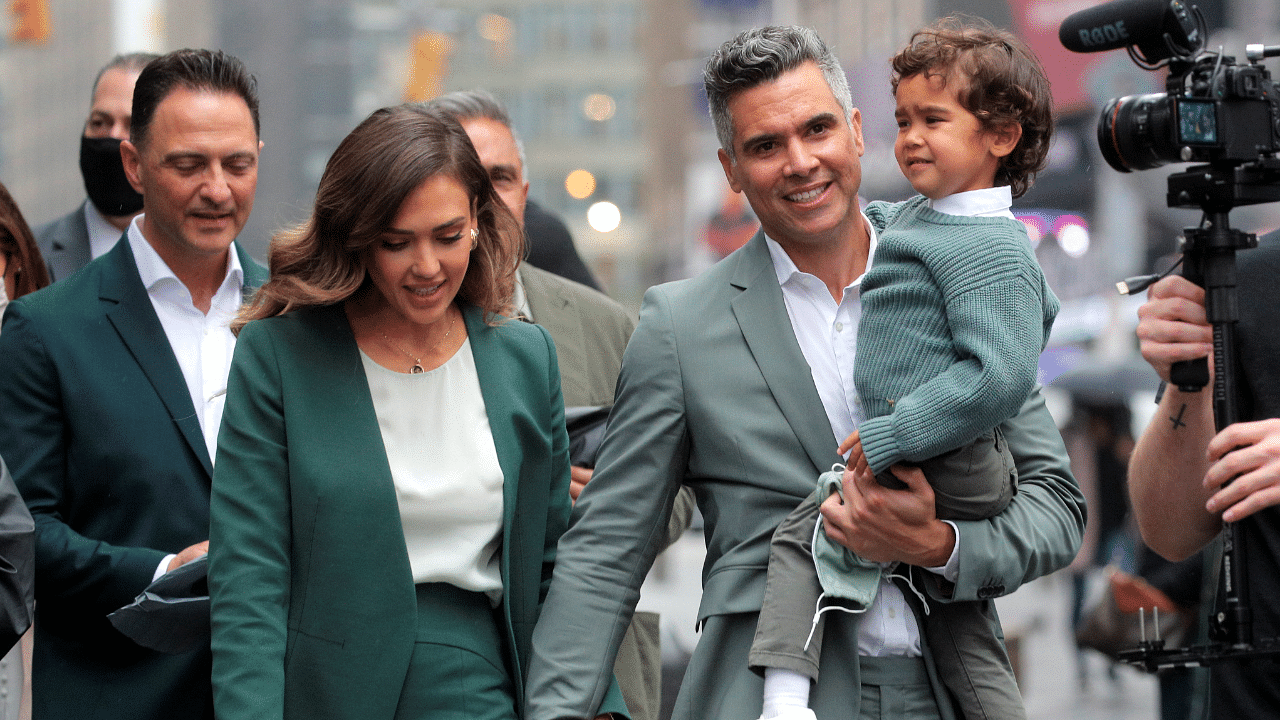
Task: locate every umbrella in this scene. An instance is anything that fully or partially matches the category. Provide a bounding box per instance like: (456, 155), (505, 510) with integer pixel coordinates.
(108, 554), (208, 654)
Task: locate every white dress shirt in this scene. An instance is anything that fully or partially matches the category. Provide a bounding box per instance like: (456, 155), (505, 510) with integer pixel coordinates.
(126, 218), (244, 580)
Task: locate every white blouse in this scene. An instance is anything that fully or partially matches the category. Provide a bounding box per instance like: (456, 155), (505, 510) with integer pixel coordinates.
(360, 338), (505, 601)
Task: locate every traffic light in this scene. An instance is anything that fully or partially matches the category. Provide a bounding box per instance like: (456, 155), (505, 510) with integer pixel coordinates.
(9, 0), (51, 43)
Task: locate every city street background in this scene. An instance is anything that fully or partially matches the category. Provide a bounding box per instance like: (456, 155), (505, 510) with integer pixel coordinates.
(4, 1), (1278, 718)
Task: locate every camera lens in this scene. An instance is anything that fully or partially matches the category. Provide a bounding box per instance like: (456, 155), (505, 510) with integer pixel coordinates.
(1097, 93), (1180, 172)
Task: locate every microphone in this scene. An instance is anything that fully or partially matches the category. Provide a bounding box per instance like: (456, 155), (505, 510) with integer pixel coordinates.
(1059, 0), (1200, 60)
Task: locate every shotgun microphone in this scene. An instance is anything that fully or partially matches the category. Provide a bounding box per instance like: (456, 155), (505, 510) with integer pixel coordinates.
(1059, 0), (1199, 61)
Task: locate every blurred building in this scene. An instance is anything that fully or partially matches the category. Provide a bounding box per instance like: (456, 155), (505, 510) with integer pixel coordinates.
(348, 0), (694, 303)
(216, 0), (356, 260)
(3, 0), (1278, 313)
(0, 0), (213, 232)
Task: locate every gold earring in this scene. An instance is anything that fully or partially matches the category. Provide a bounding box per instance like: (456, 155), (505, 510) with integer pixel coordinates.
(470, 228), (479, 250)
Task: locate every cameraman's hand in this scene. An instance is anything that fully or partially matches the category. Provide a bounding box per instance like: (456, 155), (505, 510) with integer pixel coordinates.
(1204, 418), (1280, 523)
(1136, 276), (1213, 382)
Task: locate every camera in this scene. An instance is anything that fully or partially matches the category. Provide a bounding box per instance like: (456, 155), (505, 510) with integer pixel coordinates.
(1062, 0), (1280, 183)
(1059, 0), (1280, 671)
(1099, 51), (1280, 173)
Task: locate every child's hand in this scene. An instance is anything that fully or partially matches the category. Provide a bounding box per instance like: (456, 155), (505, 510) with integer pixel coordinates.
(837, 430), (869, 478)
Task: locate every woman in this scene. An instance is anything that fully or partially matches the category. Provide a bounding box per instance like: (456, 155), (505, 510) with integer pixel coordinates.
(0, 182), (51, 315)
(0, 180), (41, 720)
(209, 105), (597, 719)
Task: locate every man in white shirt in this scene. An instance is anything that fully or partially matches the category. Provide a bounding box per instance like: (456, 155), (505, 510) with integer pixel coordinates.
(0, 49), (268, 720)
(524, 26), (1083, 720)
(36, 53), (158, 282)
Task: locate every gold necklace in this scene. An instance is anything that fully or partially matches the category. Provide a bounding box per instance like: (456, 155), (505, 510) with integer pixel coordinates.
(382, 312), (456, 374)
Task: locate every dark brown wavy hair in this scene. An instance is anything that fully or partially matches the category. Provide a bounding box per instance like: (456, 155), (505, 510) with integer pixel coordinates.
(891, 15), (1053, 198)
(234, 104), (522, 332)
(0, 181), (51, 298)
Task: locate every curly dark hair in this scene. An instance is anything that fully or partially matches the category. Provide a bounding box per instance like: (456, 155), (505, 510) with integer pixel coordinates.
(891, 16), (1053, 198)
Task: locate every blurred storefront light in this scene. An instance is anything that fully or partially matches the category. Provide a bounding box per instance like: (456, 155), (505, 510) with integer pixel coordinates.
(478, 13), (513, 43)
(588, 201), (621, 233)
(1016, 211), (1090, 258)
(565, 169), (596, 199)
(1054, 215), (1090, 258)
(583, 93), (616, 122)
(1020, 215), (1047, 248)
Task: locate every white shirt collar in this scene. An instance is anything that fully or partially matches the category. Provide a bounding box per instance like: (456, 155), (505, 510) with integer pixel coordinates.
(126, 214), (244, 303)
(929, 186), (1014, 219)
(763, 212), (880, 289)
(84, 200), (127, 260)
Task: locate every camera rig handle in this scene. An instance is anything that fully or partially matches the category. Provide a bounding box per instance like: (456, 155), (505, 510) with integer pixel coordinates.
(1177, 209), (1254, 652)
(1117, 185), (1280, 673)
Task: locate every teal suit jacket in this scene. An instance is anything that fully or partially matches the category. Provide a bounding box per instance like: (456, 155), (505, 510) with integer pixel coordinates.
(209, 302), (623, 720)
(0, 238), (267, 720)
(526, 232), (1086, 719)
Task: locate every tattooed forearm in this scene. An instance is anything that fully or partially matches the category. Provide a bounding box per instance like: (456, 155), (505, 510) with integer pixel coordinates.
(1170, 404), (1189, 430)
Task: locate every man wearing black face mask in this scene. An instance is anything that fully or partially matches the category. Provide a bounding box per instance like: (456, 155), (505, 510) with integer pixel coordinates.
(35, 53), (158, 282)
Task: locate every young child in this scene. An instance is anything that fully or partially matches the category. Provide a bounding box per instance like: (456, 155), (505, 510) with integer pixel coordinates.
(749, 17), (1059, 720)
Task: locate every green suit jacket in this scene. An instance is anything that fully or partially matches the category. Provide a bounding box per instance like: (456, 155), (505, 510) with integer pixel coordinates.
(526, 231), (1086, 720)
(0, 238), (267, 720)
(208, 302), (624, 720)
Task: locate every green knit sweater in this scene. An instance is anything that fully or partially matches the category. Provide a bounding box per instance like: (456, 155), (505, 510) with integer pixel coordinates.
(856, 196), (1059, 475)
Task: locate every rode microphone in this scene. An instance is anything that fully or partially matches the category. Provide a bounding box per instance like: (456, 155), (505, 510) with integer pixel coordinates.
(1059, 0), (1200, 61)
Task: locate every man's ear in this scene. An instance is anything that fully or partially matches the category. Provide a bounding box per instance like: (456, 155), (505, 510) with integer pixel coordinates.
(717, 148), (742, 193)
(848, 108), (865, 156)
(990, 122), (1023, 159)
(120, 140), (145, 194)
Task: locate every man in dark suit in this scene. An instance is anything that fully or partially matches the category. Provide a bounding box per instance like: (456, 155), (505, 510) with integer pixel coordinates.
(0, 49), (268, 720)
(36, 53), (158, 282)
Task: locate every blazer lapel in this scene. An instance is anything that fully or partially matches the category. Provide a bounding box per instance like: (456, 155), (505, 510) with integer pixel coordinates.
(55, 206), (94, 279)
(464, 305), (524, 548)
(236, 243), (270, 294)
(520, 267), (589, 404)
(730, 233), (839, 474)
(97, 241), (213, 477)
(463, 304), (540, 692)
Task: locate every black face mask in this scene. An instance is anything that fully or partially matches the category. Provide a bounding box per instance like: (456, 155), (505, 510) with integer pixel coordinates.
(79, 135), (144, 218)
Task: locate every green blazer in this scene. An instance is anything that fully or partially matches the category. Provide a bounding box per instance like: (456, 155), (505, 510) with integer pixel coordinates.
(0, 238), (267, 720)
(208, 302), (619, 720)
(526, 231), (1086, 720)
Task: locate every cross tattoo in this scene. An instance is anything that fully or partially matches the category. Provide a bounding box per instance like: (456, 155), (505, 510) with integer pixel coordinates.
(1170, 403), (1189, 430)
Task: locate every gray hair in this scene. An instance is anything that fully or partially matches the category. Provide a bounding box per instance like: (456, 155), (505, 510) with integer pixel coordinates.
(424, 89), (526, 182)
(91, 52), (160, 103)
(704, 26), (853, 162)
